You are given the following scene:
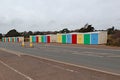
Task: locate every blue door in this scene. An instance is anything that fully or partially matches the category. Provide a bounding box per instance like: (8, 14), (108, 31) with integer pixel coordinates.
(66, 34), (72, 44)
(44, 36), (47, 43)
(91, 33), (98, 44)
(33, 36), (36, 42)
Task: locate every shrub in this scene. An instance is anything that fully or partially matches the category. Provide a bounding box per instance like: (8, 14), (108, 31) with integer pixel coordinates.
(107, 31), (120, 47)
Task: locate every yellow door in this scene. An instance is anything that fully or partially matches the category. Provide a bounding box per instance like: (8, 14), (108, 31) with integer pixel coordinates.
(30, 36), (32, 42)
(38, 36), (41, 43)
(77, 34), (83, 44)
(22, 37), (24, 42)
(57, 34), (62, 43)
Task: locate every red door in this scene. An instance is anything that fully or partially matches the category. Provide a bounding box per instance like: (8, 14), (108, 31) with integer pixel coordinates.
(72, 34), (77, 44)
(47, 36), (50, 43)
(8, 38), (9, 42)
(36, 36), (39, 43)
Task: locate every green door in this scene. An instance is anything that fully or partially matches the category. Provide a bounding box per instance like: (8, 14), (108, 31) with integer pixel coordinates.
(32, 36), (34, 42)
(62, 35), (66, 44)
(41, 36), (44, 43)
(2, 38), (4, 42)
(84, 34), (90, 44)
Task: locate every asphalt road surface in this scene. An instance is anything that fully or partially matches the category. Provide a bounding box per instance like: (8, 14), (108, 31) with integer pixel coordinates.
(0, 42), (120, 80)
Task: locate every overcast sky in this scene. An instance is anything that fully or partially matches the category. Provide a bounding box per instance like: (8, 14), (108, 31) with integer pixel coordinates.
(0, 0), (120, 34)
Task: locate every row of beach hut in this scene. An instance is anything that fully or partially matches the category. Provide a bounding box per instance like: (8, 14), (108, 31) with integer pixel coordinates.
(2, 37), (24, 42)
(1, 31), (107, 45)
(30, 31), (107, 45)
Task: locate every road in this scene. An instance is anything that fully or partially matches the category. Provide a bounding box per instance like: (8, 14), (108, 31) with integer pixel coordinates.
(0, 42), (120, 75)
(0, 43), (120, 80)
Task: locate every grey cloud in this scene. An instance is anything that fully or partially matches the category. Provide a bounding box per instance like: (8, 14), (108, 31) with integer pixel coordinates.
(0, 0), (120, 33)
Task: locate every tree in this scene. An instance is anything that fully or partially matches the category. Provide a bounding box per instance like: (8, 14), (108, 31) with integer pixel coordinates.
(0, 33), (2, 39)
(107, 26), (115, 34)
(87, 25), (95, 32)
(34, 31), (43, 35)
(60, 28), (70, 33)
(28, 31), (33, 35)
(79, 24), (95, 32)
(5, 29), (21, 37)
(21, 31), (29, 38)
